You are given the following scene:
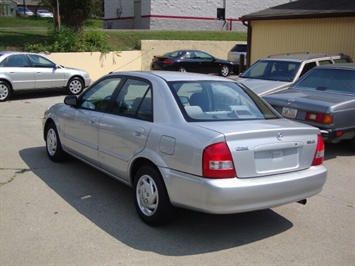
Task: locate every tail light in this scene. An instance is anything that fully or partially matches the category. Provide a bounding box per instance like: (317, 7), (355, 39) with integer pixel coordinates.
(202, 142), (236, 178)
(162, 59), (173, 64)
(305, 112), (333, 124)
(312, 134), (325, 166)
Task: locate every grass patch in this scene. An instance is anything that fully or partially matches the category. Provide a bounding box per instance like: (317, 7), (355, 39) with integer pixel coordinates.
(0, 17), (246, 51)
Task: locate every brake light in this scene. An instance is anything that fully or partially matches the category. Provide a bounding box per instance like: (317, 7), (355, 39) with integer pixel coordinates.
(312, 135), (325, 166)
(305, 112), (333, 124)
(162, 59), (173, 64)
(202, 142), (236, 178)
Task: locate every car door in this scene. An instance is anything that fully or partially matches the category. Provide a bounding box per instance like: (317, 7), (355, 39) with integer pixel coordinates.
(194, 51), (217, 73)
(61, 77), (123, 165)
(27, 54), (66, 89)
(98, 78), (153, 181)
(3, 54), (35, 90)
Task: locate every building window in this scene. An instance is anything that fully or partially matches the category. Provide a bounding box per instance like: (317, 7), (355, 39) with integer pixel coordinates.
(217, 8), (225, 20)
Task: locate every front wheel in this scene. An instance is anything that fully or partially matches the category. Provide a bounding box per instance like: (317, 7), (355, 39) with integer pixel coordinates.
(178, 66), (187, 73)
(67, 77), (84, 95)
(134, 165), (175, 226)
(0, 81), (12, 102)
(220, 65), (230, 77)
(350, 137), (355, 152)
(45, 122), (67, 162)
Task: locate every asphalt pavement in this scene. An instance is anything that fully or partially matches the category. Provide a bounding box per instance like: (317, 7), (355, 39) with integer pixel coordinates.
(0, 91), (354, 265)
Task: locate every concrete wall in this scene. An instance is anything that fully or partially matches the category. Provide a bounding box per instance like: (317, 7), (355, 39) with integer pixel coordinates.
(104, 0), (292, 31)
(44, 41), (240, 81)
(45, 51), (142, 82)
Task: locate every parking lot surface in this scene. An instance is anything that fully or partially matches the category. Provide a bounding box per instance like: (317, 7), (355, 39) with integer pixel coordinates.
(1, 91), (354, 265)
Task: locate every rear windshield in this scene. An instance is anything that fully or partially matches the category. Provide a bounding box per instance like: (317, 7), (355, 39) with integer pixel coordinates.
(169, 80), (279, 121)
(230, 44), (247, 52)
(293, 68), (355, 95)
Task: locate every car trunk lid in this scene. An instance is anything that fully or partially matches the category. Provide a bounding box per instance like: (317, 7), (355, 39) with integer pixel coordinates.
(193, 119), (319, 178)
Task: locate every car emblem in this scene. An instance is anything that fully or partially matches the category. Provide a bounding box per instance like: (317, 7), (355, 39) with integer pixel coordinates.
(287, 99), (295, 105)
(277, 133), (283, 141)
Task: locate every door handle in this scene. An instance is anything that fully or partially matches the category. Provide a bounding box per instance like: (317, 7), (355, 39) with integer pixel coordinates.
(133, 127), (145, 137)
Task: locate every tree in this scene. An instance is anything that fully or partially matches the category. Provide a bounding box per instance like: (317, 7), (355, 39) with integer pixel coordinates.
(57, 0), (95, 31)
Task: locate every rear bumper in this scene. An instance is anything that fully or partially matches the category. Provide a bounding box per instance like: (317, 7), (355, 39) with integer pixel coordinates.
(161, 165), (327, 214)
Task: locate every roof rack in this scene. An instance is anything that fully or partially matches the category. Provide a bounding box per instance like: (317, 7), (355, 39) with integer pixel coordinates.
(268, 52), (310, 58)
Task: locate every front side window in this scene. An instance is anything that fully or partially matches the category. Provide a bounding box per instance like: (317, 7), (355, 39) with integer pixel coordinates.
(81, 78), (122, 111)
(170, 80), (279, 121)
(28, 54), (56, 68)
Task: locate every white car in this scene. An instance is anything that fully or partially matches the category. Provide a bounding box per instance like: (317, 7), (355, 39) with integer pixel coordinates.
(43, 71), (327, 226)
(36, 9), (53, 18)
(0, 51), (91, 101)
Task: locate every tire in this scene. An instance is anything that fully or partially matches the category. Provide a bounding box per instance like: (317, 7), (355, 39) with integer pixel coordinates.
(45, 122), (67, 162)
(67, 77), (84, 95)
(134, 165), (176, 226)
(178, 66), (187, 73)
(350, 137), (355, 152)
(220, 65), (230, 77)
(0, 81), (12, 102)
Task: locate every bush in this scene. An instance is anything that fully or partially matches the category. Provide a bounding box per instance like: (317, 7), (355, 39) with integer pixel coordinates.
(25, 27), (111, 53)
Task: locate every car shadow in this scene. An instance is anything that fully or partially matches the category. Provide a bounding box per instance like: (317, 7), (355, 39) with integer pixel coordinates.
(19, 146), (293, 256)
(324, 140), (354, 160)
(6, 89), (66, 102)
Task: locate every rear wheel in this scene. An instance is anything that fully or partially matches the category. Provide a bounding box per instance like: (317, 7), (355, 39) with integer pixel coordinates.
(0, 81), (12, 102)
(67, 77), (84, 95)
(220, 65), (230, 77)
(134, 165), (175, 226)
(45, 122), (67, 162)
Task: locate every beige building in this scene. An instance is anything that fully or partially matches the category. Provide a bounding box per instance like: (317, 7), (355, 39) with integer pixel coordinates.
(240, 0), (355, 66)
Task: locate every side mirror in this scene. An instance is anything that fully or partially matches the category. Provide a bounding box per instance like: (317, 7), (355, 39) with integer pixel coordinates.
(64, 95), (78, 107)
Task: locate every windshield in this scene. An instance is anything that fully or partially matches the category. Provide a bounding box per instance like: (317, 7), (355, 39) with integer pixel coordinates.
(169, 80), (279, 121)
(293, 68), (355, 95)
(240, 60), (301, 82)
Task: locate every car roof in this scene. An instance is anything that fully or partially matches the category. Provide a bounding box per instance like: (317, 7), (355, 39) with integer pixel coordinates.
(265, 53), (348, 62)
(313, 63), (355, 70)
(107, 71), (232, 82)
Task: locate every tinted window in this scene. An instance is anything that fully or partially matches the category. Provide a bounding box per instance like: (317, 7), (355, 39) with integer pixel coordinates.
(241, 60), (300, 82)
(4, 54), (30, 67)
(170, 81), (278, 121)
(230, 44), (247, 52)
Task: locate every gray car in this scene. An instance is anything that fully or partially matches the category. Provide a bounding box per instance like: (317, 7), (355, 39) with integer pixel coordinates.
(42, 71), (327, 226)
(0, 51), (91, 101)
(238, 53), (352, 96)
(263, 63), (355, 149)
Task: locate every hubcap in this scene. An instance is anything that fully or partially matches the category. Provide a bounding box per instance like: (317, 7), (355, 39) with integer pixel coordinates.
(46, 128), (57, 156)
(136, 175), (159, 216)
(221, 66), (229, 76)
(0, 84), (9, 100)
(69, 80), (82, 94)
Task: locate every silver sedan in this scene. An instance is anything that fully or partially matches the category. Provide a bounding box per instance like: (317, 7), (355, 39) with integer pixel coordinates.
(42, 71), (327, 226)
(0, 51), (91, 101)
